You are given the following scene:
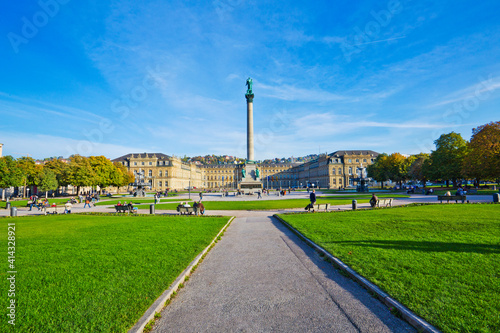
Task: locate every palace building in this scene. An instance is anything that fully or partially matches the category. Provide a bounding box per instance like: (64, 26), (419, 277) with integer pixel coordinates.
(112, 150), (379, 191)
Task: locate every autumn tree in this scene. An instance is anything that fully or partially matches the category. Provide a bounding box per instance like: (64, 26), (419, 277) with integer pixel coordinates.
(68, 155), (95, 195)
(112, 162), (135, 193)
(463, 121), (500, 185)
(408, 153), (430, 186)
(367, 153), (390, 188)
(88, 156), (117, 189)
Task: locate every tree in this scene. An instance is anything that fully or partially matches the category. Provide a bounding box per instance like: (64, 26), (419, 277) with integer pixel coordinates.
(0, 156), (24, 200)
(367, 153), (390, 188)
(88, 156), (116, 189)
(38, 168), (58, 198)
(385, 153), (409, 187)
(408, 153), (430, 186)
(44, 158), (71, 189)
(68, 155), (95, 195)
(428, 132), (468, 187)
(112, 162), (135, 193)
(463, 121), (500, 184)
(16, 156), (41, 197)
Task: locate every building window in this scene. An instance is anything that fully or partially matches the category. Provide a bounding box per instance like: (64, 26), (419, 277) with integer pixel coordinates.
(349, 167), (352, 175)
(165, 170), (168, 177)
(142, 162), (145, 166)
(134, 162), (137, 166)
(363, 159), (367, 163)
(348, 159), (352, 163)
(338, 168), (342, 174)
(158, 181), (162, 187)
(356, 159), (359, 163)
(149, 170), (152, 177)
(149, 162), (152, 165)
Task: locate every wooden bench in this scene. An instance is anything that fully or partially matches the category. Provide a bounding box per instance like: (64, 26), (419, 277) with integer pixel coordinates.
(114, 205), (136, 213)
(376, 198), (393, 207)
(177, 206), (198, 215)
(43, 206), (66, 215)
(437, 195), (466, 203)
(308, 203), (330, 212)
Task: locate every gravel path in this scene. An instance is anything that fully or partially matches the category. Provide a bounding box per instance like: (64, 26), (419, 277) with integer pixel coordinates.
(151, 215), (415, 333)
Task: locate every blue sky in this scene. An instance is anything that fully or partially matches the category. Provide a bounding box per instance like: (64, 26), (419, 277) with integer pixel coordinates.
(1, 0), (499, 160)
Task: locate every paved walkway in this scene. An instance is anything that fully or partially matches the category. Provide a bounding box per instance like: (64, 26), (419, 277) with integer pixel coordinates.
(151, 215), (415, 332)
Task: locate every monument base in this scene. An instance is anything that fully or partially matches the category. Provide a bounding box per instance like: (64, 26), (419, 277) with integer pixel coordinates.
(239, 163), (263, 194)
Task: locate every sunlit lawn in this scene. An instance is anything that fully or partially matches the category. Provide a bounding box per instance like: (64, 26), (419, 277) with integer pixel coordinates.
(279, 204), (500, 333)
(0, 214), (229, 332)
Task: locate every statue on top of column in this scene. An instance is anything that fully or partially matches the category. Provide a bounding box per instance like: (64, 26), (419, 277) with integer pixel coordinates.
(246, 77), (253, 95)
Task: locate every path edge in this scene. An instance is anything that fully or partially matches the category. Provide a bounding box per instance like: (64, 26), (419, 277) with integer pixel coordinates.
(128, 216), (235, 333)
(273, 214), (442, 333)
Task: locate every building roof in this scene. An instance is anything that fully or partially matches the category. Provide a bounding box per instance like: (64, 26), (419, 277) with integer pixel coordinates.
(112, 153), (172, 161)
(329, 150), (379, 157)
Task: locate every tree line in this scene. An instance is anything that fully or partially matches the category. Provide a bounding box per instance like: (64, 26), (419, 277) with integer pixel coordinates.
(0, 155), (135, 198)
(367, 121), (500, 188)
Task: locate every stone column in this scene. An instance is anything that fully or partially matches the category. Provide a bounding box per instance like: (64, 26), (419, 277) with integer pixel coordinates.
(246, 94), (254, 162)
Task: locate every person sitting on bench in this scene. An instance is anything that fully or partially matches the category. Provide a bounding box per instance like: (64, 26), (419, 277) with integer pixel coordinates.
(369, 194), (378, 208)
(127, 202), (138, 212)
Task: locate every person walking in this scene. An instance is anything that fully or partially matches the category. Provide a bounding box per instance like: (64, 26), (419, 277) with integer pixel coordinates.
(199, 191), (203, 201)
(84, 196), (91, 208)
(257, 190), (262, 199)
(309, 189), (316, 212)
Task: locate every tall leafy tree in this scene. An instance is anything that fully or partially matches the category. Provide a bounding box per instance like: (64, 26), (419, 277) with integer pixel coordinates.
(386, 153), (409, 187)
(16, 156), (42, 197)
(367, 153), (390, 188)
(44, 158), (71, 188)
(0, 156), (24, 200)
(428, 132), (468, 187)
(38, 168), (59, 198)
(463, 121), (500, 184)
(89, 156), (116, 189)
(112, 162), (135, 193)
(68, 155), (95, 195)
(408, 153), (430, 186)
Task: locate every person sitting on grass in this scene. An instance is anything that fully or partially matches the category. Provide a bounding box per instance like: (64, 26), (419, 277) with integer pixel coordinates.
(369, 193), (378, 208)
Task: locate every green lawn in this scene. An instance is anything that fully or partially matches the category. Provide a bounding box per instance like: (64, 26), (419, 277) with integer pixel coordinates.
(0, 198), (70, 208)
(95, 198), (187, 206)
(279, 204), (500, 333)
(0, 214), (230, 332)
(140, 194), (408, 211)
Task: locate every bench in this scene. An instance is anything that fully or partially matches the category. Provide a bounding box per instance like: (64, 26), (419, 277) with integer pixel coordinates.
(114, 205), (136, 213)
(307, 203), (330, 212)
(376, 198), (393, 207)
(437, 195), (466, 203)
(177, 206), (198, 215)
(42, 206), (66, 215)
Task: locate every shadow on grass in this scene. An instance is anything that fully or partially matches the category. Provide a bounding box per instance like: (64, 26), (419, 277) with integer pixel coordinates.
(324, 240), (500, 254)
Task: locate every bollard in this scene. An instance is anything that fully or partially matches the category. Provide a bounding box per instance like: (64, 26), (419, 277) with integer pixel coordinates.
(5, 202), (11, 210)
(10, 206), (17, 217)
(493, 193), (500, 203)
(150, 204), (155, 215)
(352, 200), (357, 210)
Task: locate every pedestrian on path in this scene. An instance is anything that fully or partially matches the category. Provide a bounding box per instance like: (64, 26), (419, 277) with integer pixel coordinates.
(309, 189), (316, 212)
(84, 196), (91, 208)
(257, 190), (262, 199)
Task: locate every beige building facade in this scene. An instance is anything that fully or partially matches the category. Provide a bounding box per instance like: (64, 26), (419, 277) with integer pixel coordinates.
(113, 150), (378, 191)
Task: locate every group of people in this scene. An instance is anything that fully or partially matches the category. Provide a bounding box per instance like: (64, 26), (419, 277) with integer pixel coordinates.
(116, 201), (138, 212)
(176, 201), (205, 215)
